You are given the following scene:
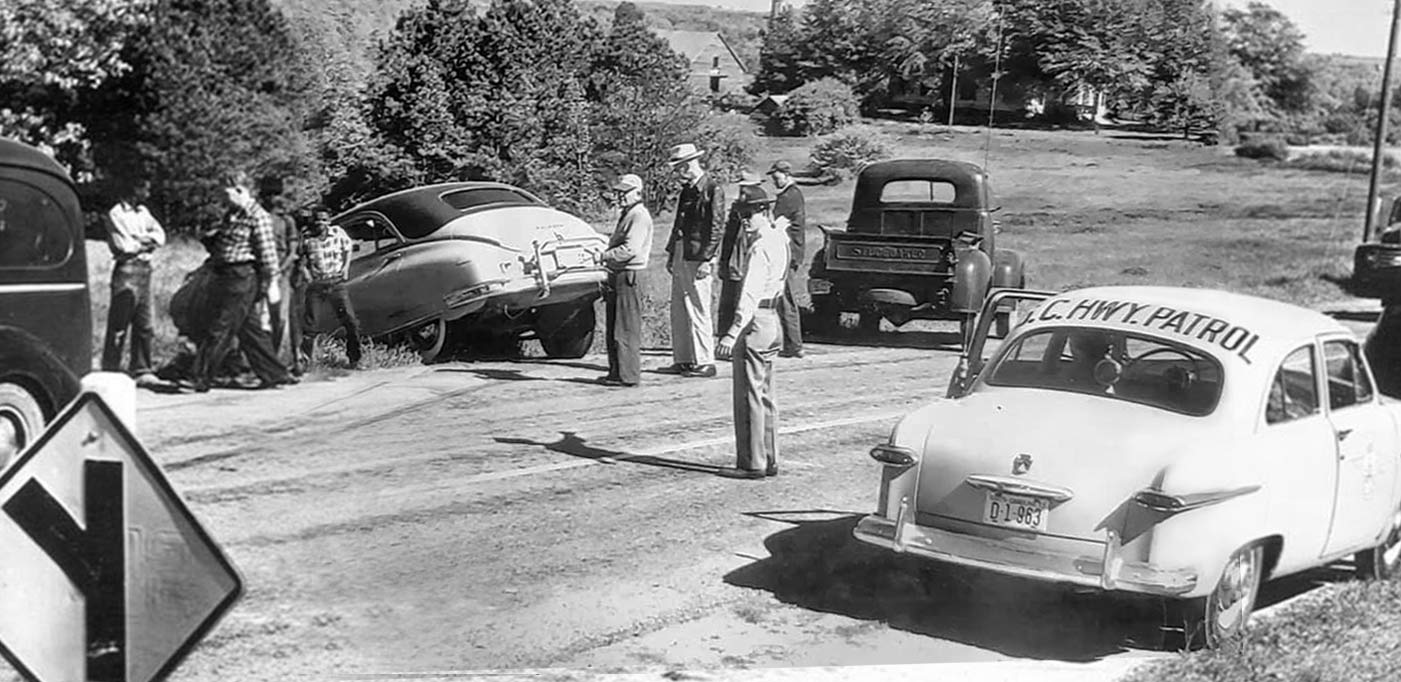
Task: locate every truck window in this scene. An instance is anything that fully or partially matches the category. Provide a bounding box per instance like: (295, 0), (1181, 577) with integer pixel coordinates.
(0, 180), (72, 268)
(880, 180), (956, 204)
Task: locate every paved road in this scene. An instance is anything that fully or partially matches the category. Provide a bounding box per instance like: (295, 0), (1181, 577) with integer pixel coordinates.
(6, 314), (1381, 681)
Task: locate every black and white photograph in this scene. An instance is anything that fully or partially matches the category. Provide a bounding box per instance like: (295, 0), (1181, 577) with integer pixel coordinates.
(3, 0), (1401, 680)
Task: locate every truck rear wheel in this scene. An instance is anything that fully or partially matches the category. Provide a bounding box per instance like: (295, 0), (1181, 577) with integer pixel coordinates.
(858, 312), (881, 334)
(806, 295), (841, 334)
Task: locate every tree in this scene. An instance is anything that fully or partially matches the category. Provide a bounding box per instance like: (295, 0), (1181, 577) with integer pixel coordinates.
(75, 0), (316, 231)
(748, 5), (804, 95)
(1221, 1), (1311, 113)
(0, 0), (153, 172)
(363, 0), (602, 214)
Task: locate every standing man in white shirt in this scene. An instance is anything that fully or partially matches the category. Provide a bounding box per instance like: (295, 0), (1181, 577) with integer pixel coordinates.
(716, 184), (791, 479)
(599, 173), (653, 387)
(102, 177), (167, 387)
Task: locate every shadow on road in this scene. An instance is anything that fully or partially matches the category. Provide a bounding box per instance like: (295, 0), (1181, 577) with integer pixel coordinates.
(805, 327), (962, 351)
(723, 513), (1348, 661)
(494, 431), (726, 475)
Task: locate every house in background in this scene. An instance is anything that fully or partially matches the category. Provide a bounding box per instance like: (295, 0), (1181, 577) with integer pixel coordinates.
(654, 30), (748, 96)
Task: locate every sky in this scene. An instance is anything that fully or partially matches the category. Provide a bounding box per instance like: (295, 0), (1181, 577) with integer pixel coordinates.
(642, 0), (1399, 59)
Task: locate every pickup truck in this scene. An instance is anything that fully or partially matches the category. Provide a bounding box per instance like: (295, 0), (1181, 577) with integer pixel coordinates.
(805, 159), (1026, 346)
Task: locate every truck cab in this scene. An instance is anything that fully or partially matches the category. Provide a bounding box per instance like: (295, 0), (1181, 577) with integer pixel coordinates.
(806, 159), (1025, 346)
(0, 138), (92, 467)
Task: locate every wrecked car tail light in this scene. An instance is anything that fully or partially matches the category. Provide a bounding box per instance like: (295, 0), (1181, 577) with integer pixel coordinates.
(870, 444), (916, 466)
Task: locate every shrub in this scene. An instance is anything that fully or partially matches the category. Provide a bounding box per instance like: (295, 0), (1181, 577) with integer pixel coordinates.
(695, 113), (759, 184)
(768, 78), (859, 137)
(810, 126), (892, 176)
(1234, 137), (1290, 161)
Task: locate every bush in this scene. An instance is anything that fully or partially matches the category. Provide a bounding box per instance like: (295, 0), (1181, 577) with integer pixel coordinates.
(768, 78), (859, 137)
(695, 112), (759, 184)
(1288, 149), (1400, 174)
(1234, 137), (1290, 161)
(810, 126), (892, 176)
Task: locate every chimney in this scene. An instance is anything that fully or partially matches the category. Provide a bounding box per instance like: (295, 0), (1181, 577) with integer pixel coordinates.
(770, 0), (784, 22)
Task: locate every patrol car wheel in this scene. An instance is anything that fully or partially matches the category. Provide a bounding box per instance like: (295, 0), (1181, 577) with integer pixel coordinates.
(0, 382), (45, 470)
(1356, 506), (1401, 580)
(539, 304), (596, 359)
(1185, 544), (1262, 649)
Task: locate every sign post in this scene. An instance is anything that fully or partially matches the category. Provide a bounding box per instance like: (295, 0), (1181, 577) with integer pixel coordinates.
(0, 393), (243, 682)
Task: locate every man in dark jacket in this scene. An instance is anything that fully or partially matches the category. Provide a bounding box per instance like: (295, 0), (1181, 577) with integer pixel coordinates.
(663, 142), (726, 378)
(768, 160), (807, 357)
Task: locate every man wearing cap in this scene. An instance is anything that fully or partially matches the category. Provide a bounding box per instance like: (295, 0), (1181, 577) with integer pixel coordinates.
(598, 173), (653, 387)
(768, 160), (807, 358)
(717, 170), (763, 334)
(716, 184), (791, 479)
(664, 142), (725, 379)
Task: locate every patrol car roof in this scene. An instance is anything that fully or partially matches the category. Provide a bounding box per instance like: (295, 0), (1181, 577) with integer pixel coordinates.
(1025, 285), (1349, 368)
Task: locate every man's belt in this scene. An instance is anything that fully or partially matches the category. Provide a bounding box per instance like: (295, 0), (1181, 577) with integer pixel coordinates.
(758, 297), (778, 309)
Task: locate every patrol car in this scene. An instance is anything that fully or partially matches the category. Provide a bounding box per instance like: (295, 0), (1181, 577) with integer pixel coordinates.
(854, 286), (1401, 647)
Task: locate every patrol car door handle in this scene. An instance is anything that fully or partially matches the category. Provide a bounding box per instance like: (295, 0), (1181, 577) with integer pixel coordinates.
(1336, 428), (1353, 442)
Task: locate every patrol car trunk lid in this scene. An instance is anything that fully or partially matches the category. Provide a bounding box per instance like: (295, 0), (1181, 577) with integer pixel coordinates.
(913, 387), (1209, 544)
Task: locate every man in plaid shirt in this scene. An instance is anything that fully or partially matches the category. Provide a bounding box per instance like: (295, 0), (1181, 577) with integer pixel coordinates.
(299, 206), (362, 368)
(189, 169), (297, 392)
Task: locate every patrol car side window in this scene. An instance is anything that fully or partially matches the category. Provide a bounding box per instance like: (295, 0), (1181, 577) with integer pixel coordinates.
(1266, 345), (1319, 425)
(1323, 340), (1373, 410)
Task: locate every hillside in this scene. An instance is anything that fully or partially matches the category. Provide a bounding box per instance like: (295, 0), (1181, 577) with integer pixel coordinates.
(272, 0), (767, 85)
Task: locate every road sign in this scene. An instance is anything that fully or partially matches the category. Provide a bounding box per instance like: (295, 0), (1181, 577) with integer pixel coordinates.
(0, 392), (243, 682)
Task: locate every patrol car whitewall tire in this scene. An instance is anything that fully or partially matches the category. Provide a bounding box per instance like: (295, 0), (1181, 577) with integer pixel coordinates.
(1187, 543), (1263, 649)
(1356, 507), (1401, 580)
(0, 382), (45, 470)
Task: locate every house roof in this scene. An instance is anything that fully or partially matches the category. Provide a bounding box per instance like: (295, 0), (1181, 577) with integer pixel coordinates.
(654, 29), (747, 74)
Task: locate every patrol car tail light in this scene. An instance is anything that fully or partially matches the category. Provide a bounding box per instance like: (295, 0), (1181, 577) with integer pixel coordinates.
(870, 444), (916, 466)
(1132, 485), (1260, 514)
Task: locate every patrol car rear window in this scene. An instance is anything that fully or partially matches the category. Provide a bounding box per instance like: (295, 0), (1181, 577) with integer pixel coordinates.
(0, 179), (72, 268)
(983, 327), (1224, 416)
(440, 188), (540, 212)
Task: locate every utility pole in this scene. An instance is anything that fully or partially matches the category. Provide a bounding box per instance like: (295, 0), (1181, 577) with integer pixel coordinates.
(1365, 0), (1401, 243)
(948, 54), (959, 128)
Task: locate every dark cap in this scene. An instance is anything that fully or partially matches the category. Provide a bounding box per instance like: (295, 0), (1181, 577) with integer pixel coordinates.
(768, 160), (794, 175)
(737, 184), (774, 207)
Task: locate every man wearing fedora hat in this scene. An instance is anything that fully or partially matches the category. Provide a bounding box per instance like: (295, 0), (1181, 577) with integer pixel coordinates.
(664, 142), (726, 379)
(716, 183), (791, 479)
(598, 173), (653, 387)
(767, 160), (807, 358)
(717, 170), (764, 334)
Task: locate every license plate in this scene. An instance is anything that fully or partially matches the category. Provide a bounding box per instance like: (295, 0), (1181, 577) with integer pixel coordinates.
(983, 492), (1049, 532)
(552, 247), (594, 269)
(808, 278), (833, 295)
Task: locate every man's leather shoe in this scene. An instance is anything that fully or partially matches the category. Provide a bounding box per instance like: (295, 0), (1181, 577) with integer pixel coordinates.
(765, 465), (778, 477)
(683, 364), (717, 378)
(596, 374), (622, 384)
(716, 467), (765, 480)
(778, 349), (804, 358)
(657, 363), (693, 375)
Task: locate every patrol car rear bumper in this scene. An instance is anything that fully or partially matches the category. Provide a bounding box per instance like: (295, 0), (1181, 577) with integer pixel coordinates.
(852, 510), (1198, 596)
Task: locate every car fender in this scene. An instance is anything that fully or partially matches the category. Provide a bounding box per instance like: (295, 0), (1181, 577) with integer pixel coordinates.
(992, 249), (1025, 289)
(1137, 436), (1272, 598)
(950, 248), (991, 313)
(0, 326), (81, 417)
